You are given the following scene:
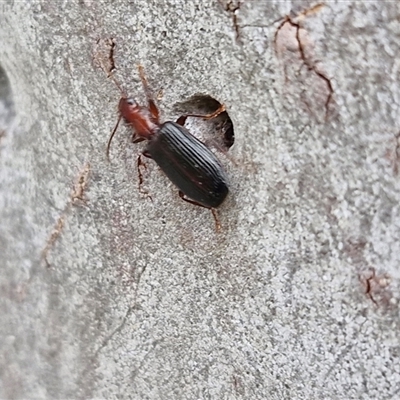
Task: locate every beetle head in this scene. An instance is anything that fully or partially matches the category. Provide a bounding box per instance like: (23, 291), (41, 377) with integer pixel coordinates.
(106, 97), (139, 162)
(119, 97), (139, 119)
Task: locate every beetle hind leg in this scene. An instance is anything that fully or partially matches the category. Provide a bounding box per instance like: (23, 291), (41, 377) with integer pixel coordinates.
(178, 191), (221, 232)
(136, 154), (153, 201)
(211, 208), (222, 232)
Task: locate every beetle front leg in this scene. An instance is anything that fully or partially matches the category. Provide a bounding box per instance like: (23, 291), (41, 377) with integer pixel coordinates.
(138, 64), (160, 123)
(176, 104), (226, 126)
(178, 191), (221, 232)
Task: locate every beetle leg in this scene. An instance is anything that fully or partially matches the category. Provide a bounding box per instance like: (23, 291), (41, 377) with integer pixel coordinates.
(142, 149), (152, 159)
(178, 191), (221, 232)
(148, 100), (160, 123)
(137, 154), (153, 201)
(138, 64), (160, 123)
(176, 104), (226, 126)
(132, 135), (146, 144)
(178, 191), (207, 208)
(137, 154), (146, 187)
(211, 208), (222, 232)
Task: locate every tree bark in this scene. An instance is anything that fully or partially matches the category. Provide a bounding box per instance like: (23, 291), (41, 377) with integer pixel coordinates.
(1, 1), (399, 398)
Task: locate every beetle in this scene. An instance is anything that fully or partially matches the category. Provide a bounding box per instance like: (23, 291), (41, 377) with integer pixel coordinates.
(107, 66), (229, 229)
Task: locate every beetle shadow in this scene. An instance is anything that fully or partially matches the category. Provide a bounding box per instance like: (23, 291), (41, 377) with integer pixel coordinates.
(174, 94), (235, 151)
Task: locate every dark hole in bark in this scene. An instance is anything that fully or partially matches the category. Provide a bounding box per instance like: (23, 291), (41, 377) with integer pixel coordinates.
(174, 94), (235, 151)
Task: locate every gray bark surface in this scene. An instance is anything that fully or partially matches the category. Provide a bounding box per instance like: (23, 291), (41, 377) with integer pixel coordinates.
(1, 1), (399, 399)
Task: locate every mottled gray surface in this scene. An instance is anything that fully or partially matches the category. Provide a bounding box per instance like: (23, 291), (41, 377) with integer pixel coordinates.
(1, 1), (400, 399)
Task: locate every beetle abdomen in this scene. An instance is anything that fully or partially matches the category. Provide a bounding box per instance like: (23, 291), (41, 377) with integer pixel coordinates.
(146, 121), (229, 208)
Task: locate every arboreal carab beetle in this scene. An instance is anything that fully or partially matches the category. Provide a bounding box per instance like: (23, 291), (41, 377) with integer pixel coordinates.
(107, 66), (229, 230)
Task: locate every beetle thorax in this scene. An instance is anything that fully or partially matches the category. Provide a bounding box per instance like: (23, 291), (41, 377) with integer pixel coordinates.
(119, 98), (158, 140)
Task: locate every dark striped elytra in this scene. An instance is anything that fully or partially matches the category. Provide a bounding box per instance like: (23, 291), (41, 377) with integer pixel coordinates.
(147, 121), (228, 208)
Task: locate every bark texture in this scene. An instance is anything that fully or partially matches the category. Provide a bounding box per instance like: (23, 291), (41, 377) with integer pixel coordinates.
(1, 1), (400, 399)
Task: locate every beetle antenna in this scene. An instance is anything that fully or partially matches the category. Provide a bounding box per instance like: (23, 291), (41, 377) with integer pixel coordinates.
(138, 64), (152, 99)
(109, 72), (127, 97)
(106, 113), (122, 162)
